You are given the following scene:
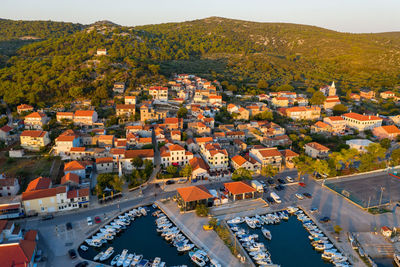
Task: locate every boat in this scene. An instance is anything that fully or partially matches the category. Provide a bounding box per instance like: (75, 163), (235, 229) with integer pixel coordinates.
(117, 249), (128, 267)
(152, 203), (158, 209)
(138, 207), (147, 216)
(286, 206), (299, 213)
(111, 254), (120, 266)
(100, 247), (115, 261)
(137, 259), (149, 267)
(177, 243), (194, 252)
(152, 257), (161, 267)
(80, 245), (89, 251)
(394, 253), (400, 267)
(261, 227), (272, 240)
(227, 217), (244, 224)
(123, 253), (134, 267)
(94, 251), (104, 261)
(245, 217), (256, 229)
(131, 254), (143, 266)
(189, 251), (206, 267)
(358, 247), (366, 257)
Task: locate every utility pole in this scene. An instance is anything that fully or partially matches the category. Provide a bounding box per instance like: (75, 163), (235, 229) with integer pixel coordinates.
(367, 196), (371, 209)
(379, 187), (385, 208)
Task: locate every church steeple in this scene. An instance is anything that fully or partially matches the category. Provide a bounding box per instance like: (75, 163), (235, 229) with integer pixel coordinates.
(331, 81), (335, 88)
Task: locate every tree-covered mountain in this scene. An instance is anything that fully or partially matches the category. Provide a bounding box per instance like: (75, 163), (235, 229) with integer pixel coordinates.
(0, 17), (399, 107)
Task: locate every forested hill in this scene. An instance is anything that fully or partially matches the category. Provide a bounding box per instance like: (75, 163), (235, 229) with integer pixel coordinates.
(0, 17), (399, 107)
(0, 19), (82, 40)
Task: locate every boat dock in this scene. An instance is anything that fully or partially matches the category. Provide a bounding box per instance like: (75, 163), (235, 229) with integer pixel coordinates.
(156, 200), (244, 267)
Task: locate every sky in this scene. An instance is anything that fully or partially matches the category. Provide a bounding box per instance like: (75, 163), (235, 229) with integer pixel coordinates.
(1, 0), (400, 33)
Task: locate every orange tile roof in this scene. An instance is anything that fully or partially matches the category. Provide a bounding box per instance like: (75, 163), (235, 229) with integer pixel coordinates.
(177, 185), (213, 202)
(231, 155), (247, 166)
(96, 157), (113, 164)
(380, 125), (400, 134)
(26, 177), (51, 192)
(20, 130), (47, 138)
(165, 117), (179, 124)
(326, 116), (344, 121)
(314, 121), (331, 129)
(24, 230), (37, 241)
(168, 144), (185, 151)
(61, 173), (79, 185)
(75, 110), (95, 117)
(189, 157), (209, 171)
(306, 142), (330, 151)
(116, 104), (135, 109)
(0, 240), (36, 266)
(56, 112), (74, 117)
(281, 149), (299, 158)
(98, 135), (114, 141)
(64, 161), (87, 171)
(0, 125), (12, 133)
(25, 112), (46, 119)
(70, 147), (86, 152)
(110, 148), (126, 155)
(195, 137), (213, 144)
(342, 112), (381, 121)
(224, 181), (256, 195)
(67, 188), (89, 199)
(17, 104), (33, 110)
(22, 186), (66, 201)
(56, 135), (76, 142)
(258, 147), (282, 158)
(124, 149), (154, 159)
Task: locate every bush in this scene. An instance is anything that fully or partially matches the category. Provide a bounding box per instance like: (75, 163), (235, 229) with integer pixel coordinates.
(195, 204), (209, 217)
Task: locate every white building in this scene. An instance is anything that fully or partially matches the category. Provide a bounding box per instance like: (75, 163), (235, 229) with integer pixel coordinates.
(342, 113), (382, 132)
(160, 144), (193, 167)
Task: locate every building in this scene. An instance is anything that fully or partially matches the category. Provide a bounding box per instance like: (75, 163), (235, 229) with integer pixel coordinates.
(380, 91), (396, 99)
(0, 230), (37, 267)
(224, 181), (257, 201)
(346, 139), (374, 153)
(208, 95), (222, 105)
(122, 149), (154, 172)
(96, 48), (107, 55)
(26, 177), (51, 192)
(189, 157), (209, 180)
(319, 82), (336, 96)
(24, 112), (48, 130)
(342, 112), (382, 132)
(311, 121), (332, 135)
(279, 106), (321, 120)
(160, 144), (193, 167)
(305, 142), (330, 158)
(140, 105), (167, 122)
(249, 146), (282, 169)
(54, 132), (80, 156)
(360, 89), (375, 99)
(381, 226), (392, 238)
(0, 203), (22, 220)
(97, 135), (114, 148)
(280, 149), (299, 168)
(22, 186), (67, 214)
(372, 125), (400, 140)
(0, 125), (13, 142)
(0, 174), (19, 197)
(64, 160), (93, 179)
(149, 86), (168, 101)
(96, 157), (114, 173)
(188, 122), (211, 135)
(350, 93), (361, 101)
(20, 130), (50, 151)
(17, 104), (34, 114)
(202, 143), (229, 171)
(176, 186), (213, 211)
(113, 82), (125, 94)
(164, 117), (183, 130)
(124, 96), (136, 105)
(272, 97), (290, 108)
(323, 116), (346, 134)
(60, 173), (79, 187)
(56, 112), (74, 123)
(323, 96), (341, 110)
(231, 155), (260, 172)
(116, 104), (135, 118)
(74, 110), (98, 126)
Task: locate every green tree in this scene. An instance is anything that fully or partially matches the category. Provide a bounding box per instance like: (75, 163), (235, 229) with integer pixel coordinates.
(177, 107), (188, 118)
(261, 165), (278, 178)
(232, 168), (252, 181)
(254, 110), (273, 121)
(277, 84), (294, 91)
(180, 164), (192, 179)
(391, 148), (400, 166)
(195, 204), (209, 217)
(131, 157), (143, 169)
(380, 138), (391, 149)
(312, 159), (330, 178)
(257, 80), (268, 89)
(293, 155), (314, 180)
(227, 84), (237, 92)
(332, 104), (348, 115)
(148, 64), (160, 75)
(166, 165), (178, 175)
(110, 175), (124, 192)
(310, 91), (326, 105)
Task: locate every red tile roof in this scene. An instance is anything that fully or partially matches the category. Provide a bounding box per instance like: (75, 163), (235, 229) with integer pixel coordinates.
(0, 240), (36, 267)
(26, 177), (51, 192)
(22, 186), (66, 201)
(258, 147), (282, 158)
(177, 185), (213, 202)
(306, 142), (330, 151)
(25, 112), (46, 119)
(96, 157), (113, 164)
(124, 149), (154, 159)
(75, 110), (95, 117)
(231, 155), (247, 166)
(20, 130), (47, 138)
(67, 188), (89, 199)
(61, 173), (79, 185)
(189, 157), (209, 171)
(380, 125), (400, 134)
(342, 112), (381, 121)
(224, 181), (256, 195)
(0, 125), (12, 133)
(17, 104), (33, 110)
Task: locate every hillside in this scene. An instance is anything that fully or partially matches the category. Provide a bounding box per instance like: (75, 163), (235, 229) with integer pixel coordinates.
(0, 17), (399, 106)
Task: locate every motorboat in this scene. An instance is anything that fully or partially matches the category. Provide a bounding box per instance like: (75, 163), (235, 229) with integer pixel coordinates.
(261, 228), (272, 240)
(394, 253), (400, 267)
(152, 203), (158, 209)
(177, 243), (194, 252)
(94, 251), (104, 261)
(123, 253), (134, 267)
(152, 257), (161, 267)
(100, 247), (115, 261)
(245, 217), (256, 229)
(137, 259), (149, 267)
(131, 254), (143, 266)
(227, 217), (244, 224)
(111, 254), (120, 266)
(209, 259), (222, 267)
(117, 249), (128, 267)
(189, 251), (206, 267)
(287, 206), (299, 213)
(80, 245), (89, 251)
(138, 207), (147, 216)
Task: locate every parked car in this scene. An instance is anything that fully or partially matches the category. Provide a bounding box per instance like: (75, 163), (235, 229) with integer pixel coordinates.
(177, 178), (187, 184)
(286, 176), (294, 183)
(41, 214), (54, 221)
(68, 249), (77, 259)
(94, 216), (101, 224)
(66, 222), (72, 230)
(75, 261), (88, 267)
(278, 178), (286, 184)
(274, 186), (282, 191)
(303, 192), (312, 198)
(276, 184), (285, 191)
(299, 182), (306, 187)
(267, 179), (274, 185)
(166, 180), (175, 185)
(310, 208), (318, 213)
(87, 217), (92, 226)
(295, 193), (304, 200)
(319, 216), (330, 223)
(266, 197), (275, 204)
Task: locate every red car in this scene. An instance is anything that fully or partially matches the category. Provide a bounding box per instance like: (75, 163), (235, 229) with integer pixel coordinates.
(94, 216), (101, 224)
(299, 182), (306, 187)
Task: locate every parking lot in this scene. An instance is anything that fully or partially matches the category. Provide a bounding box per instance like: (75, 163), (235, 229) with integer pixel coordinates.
(324, 172), (400, 208)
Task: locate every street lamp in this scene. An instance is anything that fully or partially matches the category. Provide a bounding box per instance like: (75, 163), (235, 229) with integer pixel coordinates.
(379, 187), (385, 208)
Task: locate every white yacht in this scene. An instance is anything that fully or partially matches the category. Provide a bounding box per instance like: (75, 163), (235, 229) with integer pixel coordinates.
(111, 254), (120, 266)
(117, 249), (128, 267)
(100, 247), (114, 261)
(123, 253), (134, 267)
(261, 227), (272, 240)
(130, 254), (142, 266)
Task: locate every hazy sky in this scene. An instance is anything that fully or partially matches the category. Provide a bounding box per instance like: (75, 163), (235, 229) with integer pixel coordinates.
(1, 0), (400, 33)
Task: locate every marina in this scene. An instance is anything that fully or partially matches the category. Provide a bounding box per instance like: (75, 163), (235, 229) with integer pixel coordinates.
(227, 207), (350, 267)
(78, 204), (221, 266)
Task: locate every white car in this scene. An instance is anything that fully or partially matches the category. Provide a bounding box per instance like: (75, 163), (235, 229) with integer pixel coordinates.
(286, 176), (294, 183)
(87, 217), (93, 226)
(295, 193), (304, 200)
